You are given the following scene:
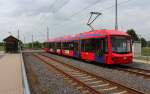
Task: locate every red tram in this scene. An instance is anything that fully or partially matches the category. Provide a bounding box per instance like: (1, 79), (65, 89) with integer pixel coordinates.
(44, 29), (133, 64)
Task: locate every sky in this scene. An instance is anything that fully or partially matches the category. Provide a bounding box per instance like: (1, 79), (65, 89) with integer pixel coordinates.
(0, 0), (150, 43)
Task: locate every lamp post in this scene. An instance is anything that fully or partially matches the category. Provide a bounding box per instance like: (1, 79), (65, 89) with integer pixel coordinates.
(115, 0), (118, 30)
(32, 35), (34, 49)
(139, 34), (142, 56)
(46, 27), (49, 48)
(47, 27), (49, 41)
(8, 32), (12, 35)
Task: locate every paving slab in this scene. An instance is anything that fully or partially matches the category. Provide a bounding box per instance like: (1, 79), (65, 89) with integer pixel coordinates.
(0, 54), (23, 94)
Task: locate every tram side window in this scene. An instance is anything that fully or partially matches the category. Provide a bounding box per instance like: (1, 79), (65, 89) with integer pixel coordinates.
(51, 42), (56, 50)
(59, 42), (61, 49)
(62, 42), (67, 50)
(69, 41), (74, 50)
(63, 42), (67, 50)
(81, 38), (107, 54)
(73, 41), (78, 51)
(81, 39), (98, 52)
(55, 43), (57, 49)
(62, 42), (70, 50)
(104, 39), (108, 53)
(66, 42), (69, 50)
(96, 39), (108, 54)
(81, 40), (87, 52)
(95, 39), (100, 55)
(49, 43), (52, 49)
(56, 42), (61, 49)
(44, 42), (49, 48)
(55, 42), (58, 49)
(63, 41), (74, 50)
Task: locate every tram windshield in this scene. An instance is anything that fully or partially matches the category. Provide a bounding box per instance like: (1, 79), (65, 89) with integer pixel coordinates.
(111, 36), (131, 54)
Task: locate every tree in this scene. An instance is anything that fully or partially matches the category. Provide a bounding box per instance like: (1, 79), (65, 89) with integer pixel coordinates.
(147, 41), (150, 47)
(141, 37), (147, 47)
(33, 41), (42, 48)
(127, 29), (148, 47)
(0, 42), (4, 46)
(27, 43), (32, 48)
(126, 29), (139, 41)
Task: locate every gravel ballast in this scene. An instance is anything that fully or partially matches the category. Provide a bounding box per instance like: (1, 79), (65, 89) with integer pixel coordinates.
(23, 53), (82, 94)
(42, 52), (150, 94)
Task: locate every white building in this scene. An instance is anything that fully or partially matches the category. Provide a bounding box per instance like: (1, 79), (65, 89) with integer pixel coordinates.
(132, 41), (141, 57)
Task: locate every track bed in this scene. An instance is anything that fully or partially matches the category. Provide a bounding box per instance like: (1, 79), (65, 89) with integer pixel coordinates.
(41, 52), (150, 94)
(23, 53), (82, 94)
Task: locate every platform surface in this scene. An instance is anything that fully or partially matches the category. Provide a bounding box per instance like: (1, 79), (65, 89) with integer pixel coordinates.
(133, 59), (150, 64)
(0, 54), (23, 94)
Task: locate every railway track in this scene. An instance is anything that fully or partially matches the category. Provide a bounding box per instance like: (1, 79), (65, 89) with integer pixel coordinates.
(111, 65), (150, 79)
(43, 53), (150, 79)
(33, 53), (144, 94)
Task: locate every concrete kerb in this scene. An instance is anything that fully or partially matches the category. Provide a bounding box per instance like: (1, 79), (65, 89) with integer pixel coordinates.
(20, 51), (31, 94)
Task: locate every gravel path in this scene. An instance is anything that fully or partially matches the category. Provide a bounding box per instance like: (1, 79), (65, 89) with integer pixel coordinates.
(0, 54), (5, 59)
(42, 52), (150, 94)
(125, 62), (150, 70)
(23, 53), (82, 94)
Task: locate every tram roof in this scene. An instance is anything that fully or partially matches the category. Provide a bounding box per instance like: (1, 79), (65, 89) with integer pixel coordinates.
(48, 29), (129, 42)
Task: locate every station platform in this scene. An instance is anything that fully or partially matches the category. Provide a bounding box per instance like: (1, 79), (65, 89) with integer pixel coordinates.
(0, 54), (23, 94)
(133, 59), (150, 64)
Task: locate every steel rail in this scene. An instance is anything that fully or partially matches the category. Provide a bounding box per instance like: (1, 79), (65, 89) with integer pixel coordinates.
(37, 53), (144, 94)
(115, 66), (150, 78)
(33, 54), (101, 94)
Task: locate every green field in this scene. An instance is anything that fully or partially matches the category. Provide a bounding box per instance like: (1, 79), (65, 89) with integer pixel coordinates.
(142, 47), (150, 56)
(135, 47), (150, 61)
(0, 46), (4, 51)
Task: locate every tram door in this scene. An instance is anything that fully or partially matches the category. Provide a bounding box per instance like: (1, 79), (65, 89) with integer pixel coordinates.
(95, 38), (106, 63)
(73, 40), (79, 58)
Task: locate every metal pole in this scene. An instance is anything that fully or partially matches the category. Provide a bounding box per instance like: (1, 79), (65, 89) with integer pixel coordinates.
(18, 29), (19, 40)
(46, 27), (49, 48)
(8, 32), (12, 35)
(23, 36), (25, 48)
(32, 35), (33, 49)
(115, 0), (118, 30)
(18, 29), (20, 52)
(47, 27), (49, 41)
(139, 34), (142, 56)
(23, 36), (26, 44)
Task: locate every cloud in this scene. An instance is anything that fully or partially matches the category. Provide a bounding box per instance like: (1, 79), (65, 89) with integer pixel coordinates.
(13, 0), (52, 16)
(50, 0), (71, 13)
(6, 0), (71, 16)
(82, 0), (102, 4)
(0, 0), (150, 42)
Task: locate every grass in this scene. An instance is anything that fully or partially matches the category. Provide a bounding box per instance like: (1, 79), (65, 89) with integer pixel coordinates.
(0, 46), (4, 51)
(142, 47), (150, 56)
(135, 47), (150, 61)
